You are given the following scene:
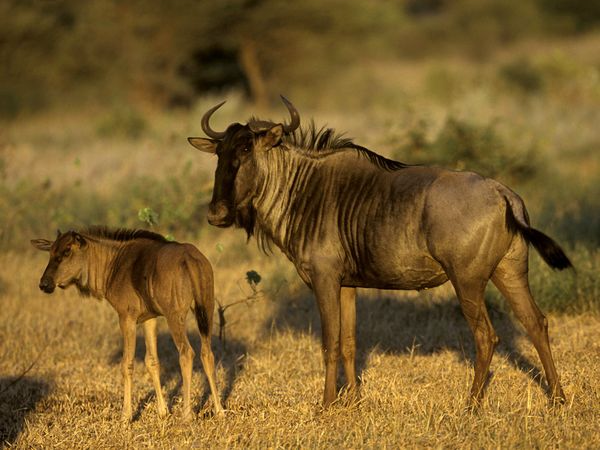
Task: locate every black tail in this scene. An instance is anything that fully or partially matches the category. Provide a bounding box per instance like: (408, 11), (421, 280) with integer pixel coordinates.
(519, 227), (573, 270)
(505, 197), (573, 270)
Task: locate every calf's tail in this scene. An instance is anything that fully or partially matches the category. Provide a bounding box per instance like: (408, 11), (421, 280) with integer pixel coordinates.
(503, 196), (573, 270)
(184, 254), (214, 337)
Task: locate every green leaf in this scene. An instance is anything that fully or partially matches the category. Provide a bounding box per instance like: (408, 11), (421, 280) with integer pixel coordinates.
(138, 207), (159, 227)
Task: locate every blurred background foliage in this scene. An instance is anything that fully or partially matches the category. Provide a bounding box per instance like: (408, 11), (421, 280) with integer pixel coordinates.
(1, 0), (599, 117)
(1, 0), (599, 312)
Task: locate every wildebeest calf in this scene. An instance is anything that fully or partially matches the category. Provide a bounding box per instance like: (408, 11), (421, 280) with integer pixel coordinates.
(31, 227), (224, 422)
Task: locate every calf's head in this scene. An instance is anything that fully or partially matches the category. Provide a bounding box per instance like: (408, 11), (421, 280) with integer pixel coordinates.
(31, 231), (88, 294)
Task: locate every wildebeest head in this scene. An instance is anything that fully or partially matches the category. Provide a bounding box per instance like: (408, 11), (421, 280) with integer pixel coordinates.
(187, 96), (300, 229)
(31, 230), (88, 294)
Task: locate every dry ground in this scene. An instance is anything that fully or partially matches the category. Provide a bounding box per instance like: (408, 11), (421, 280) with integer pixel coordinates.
(1, 248), (599, 449)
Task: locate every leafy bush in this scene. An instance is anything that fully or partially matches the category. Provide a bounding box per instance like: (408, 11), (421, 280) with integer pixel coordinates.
(396, 117), (540, 182)
(499, 58), (544, 93)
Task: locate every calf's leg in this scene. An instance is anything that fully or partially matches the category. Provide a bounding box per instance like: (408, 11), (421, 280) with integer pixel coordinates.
(119, 316), (137, 423)
(199, 331), (224, 416)
(143, 318), (168, 418)
(167, 315), (195, 421)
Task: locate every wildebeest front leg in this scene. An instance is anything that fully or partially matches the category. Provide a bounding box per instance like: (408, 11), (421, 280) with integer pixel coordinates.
(143, 319), (168, 418)
(312, 272), (342, 408)
(119, 316), (137, 423)
(340, 287), (357, 396)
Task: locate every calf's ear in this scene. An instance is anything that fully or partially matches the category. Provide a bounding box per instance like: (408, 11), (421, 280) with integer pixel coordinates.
(73, 232), (88, 249)
(188, 137), (218, 154)
(31, 239), (52, 251)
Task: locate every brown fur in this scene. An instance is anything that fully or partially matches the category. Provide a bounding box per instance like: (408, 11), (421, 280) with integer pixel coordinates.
(32, 228), (224, 422)
(190, 100), (572, 409)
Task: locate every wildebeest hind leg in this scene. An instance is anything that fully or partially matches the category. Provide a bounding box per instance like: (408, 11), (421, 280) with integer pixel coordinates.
(450, 277), (498, 408)
(340, 287), (357, 397)
(491, 256), (565, 404)
(142, 318), (168, 418)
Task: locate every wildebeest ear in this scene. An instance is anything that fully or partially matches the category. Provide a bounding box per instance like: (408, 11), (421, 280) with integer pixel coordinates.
(263, 124), (284, 150)
(31, 239), (52, 252)
(188, 137), (218, 154)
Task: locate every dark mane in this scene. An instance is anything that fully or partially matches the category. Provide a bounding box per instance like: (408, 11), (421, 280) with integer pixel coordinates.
(283, 121), (408, 171)
(81, 226), (168, 243)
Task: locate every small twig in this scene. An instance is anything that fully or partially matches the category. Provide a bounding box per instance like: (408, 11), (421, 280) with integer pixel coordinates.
(216, 290), (264, 348)
(221, 292), (264, 312)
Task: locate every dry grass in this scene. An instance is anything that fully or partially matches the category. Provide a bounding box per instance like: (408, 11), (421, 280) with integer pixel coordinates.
(1, 251), (599, 448)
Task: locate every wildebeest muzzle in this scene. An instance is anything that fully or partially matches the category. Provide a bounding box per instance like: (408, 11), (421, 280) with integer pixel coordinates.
(207, 200), (234, 227)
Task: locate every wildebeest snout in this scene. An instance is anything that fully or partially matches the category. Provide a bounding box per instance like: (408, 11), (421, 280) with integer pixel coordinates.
(39, 276), (55, 294)
(207, 201), (232, 227)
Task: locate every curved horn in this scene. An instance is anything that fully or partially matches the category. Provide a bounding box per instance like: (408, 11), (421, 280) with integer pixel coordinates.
(280, 95), (300, 133)
(201, 101), (227, 139)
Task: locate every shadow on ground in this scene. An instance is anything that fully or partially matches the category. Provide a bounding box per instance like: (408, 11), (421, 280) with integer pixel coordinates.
(0, 377), (51, 446)
(109, 330), (247, 418)
(269, 287), (548, 394)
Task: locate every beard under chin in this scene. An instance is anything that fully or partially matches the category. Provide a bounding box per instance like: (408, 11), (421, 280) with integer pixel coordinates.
(235, 203), (256, 239)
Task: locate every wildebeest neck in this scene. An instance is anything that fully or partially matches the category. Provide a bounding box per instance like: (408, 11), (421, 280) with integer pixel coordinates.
(250, 145), (397, 264)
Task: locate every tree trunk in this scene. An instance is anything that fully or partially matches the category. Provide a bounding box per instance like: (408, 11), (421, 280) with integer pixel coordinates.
(239, 39), (268, 109)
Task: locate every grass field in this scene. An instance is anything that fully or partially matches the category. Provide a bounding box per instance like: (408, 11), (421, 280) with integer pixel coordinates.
(1, 33), (600, 448)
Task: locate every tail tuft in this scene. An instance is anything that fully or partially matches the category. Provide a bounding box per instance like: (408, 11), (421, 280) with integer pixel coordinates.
(504, 197), (573, 271)
(183, 253), (214, 337)
(520, 227), (573, 270)
(194, 304), (210, 336)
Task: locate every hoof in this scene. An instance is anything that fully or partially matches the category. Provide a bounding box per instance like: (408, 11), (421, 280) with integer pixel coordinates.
(120, 415), (132, 425)
(466, 397), (482, 414)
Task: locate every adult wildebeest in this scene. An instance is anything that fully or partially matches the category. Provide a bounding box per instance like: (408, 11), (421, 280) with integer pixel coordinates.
(31, 227), (224, 422)
(188, 96), (572, 408)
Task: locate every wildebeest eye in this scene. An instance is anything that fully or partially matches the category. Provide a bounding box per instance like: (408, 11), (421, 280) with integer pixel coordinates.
(243, 147), (250, 153)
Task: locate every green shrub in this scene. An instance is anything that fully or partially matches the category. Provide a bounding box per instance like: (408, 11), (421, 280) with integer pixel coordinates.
(397, 117), (539, 183)
(499, 57), (544, 93)
(96, 108), (147, 140)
